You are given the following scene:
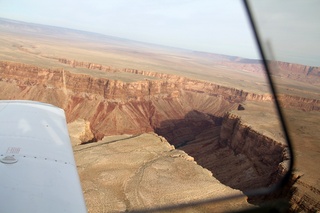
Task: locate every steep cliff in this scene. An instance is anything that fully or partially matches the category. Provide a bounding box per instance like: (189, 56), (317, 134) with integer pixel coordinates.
(0, 61), (273, 140)
(50, 57), (320, 107)
(275, 61), (320, 85)
(179, 111), (288, 199)
(1, 61), (318, 141)
(218, 112), (288, 190)
(218, 59), (320, 85)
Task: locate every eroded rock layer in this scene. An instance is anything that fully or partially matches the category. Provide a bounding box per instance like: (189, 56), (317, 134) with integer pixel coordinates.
(0, 61), (270, 139)
(218, 113), (288, 189)
(53, 57), (320, 85)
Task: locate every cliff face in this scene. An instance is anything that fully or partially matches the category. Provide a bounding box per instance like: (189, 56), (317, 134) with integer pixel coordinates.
(290, 177), (320, 212)
(278, 94), (320, 111)
(1, 61), (318, 141)
(275, 61), (320, 83)
(0, 61), (275, 141)
(218, 113), (288, 190)
(216, 59), (320, 85)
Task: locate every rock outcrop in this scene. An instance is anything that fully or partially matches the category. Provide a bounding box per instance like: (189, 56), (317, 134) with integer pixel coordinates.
(179, 111), (288, 197)
(68, 119), (96, 145)
(73, 133), (253, 212)
(218, 112), (288, 190)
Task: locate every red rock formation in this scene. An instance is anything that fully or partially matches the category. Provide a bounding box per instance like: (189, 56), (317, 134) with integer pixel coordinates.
(278, 94), (320, 111)
(218, 112), (288, 190)
(1, 60), (319, 140)
(275, 61), (320, 80)
(213, 59), (320, 85)
(0, 61), (251, 137)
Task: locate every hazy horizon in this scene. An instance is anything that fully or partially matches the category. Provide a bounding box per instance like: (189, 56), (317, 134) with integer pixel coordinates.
(0, 0), (319, 66)
(0, 16), (245, 56)
(0, 0), (260, 60)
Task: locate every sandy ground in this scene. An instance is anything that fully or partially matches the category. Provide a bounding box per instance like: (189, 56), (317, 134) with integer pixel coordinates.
(71, 133), (252, 212)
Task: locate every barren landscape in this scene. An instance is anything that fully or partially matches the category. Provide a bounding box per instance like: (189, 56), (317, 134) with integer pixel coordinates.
(1, 17), (320, 212)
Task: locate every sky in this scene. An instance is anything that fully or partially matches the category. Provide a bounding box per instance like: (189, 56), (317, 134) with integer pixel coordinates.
(249, 0), (320, 67)
(0, 0), (260, 59)
(0, 0), (319, 66)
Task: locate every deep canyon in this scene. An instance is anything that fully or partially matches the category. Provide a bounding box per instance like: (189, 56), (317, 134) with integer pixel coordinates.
(2, 60), (320, 211)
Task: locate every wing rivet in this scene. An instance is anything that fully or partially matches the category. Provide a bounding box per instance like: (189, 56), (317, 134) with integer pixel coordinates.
(0, 156), (18, 164)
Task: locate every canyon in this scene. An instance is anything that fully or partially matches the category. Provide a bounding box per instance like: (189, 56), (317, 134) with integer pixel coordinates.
(1, 17), (320, 212)
(1, 59), (319, 211)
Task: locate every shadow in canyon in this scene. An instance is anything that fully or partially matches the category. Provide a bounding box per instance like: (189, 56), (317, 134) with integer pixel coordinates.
(155, 110), (223, 148)
(155, 110), (285, 202)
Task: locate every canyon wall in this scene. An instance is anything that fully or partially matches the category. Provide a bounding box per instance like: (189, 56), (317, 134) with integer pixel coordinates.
(275, 61), (320, 80)
(53, 58), (320, 109)
(218, 112), (289, 190)
(0, 61), (275, 141)
(216, 58), (320, 85)
(0, 60), (315, 162)
(178, 111), (289, 196)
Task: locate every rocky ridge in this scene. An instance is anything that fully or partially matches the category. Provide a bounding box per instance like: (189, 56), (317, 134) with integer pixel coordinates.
(219, 58), (320, 85)
(2, 60), (319, 142)
(0, 61), (271, 138)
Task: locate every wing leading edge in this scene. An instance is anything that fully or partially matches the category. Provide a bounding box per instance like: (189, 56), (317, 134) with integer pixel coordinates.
(0, 100), (87, 213)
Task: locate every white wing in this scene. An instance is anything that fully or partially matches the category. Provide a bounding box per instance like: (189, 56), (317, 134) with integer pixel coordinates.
(0, 100), (87, 213)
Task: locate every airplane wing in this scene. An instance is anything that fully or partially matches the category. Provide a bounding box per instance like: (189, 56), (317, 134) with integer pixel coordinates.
(0, 100), (87, 213)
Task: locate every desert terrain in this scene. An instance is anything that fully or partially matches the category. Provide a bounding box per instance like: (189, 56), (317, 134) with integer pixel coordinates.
(0, 17), (320, 212)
